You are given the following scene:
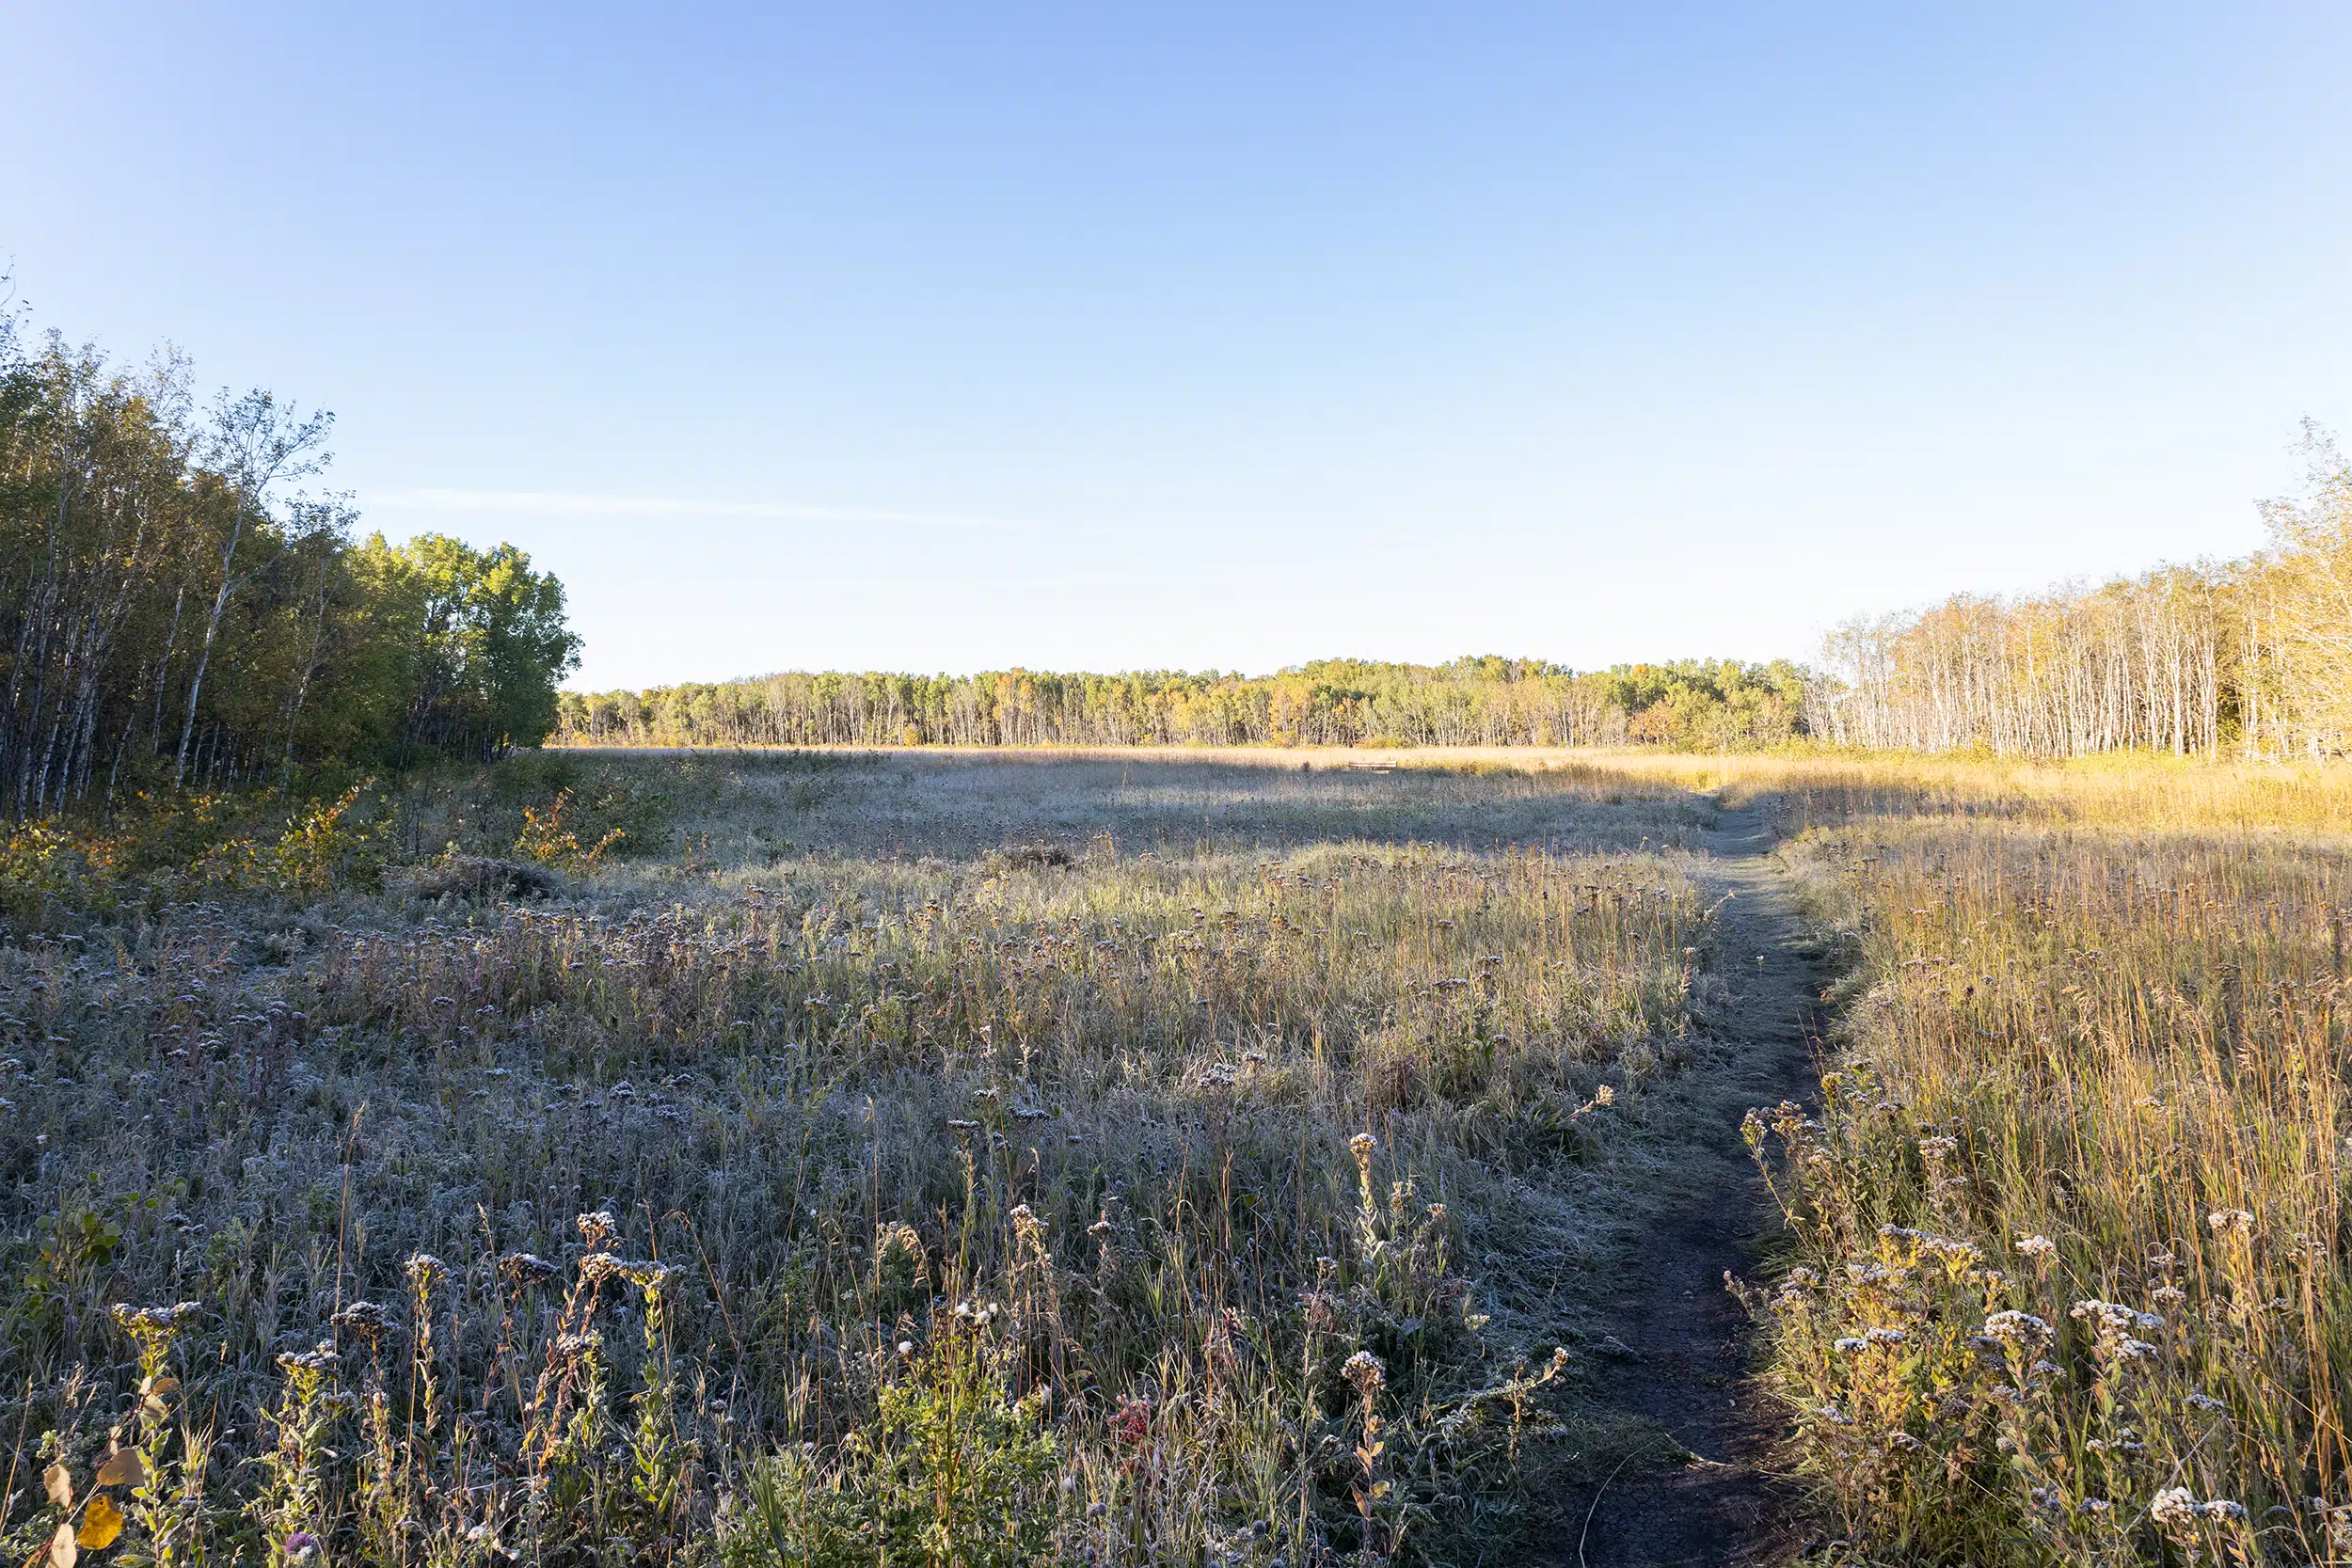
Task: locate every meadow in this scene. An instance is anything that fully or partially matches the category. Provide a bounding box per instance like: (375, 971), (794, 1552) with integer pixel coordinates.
(10, 743), (2352, 1567)
(1, 750), (1773, 1568)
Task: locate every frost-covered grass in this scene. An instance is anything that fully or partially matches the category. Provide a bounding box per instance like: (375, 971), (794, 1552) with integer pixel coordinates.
(2, 752), (1732, 1567)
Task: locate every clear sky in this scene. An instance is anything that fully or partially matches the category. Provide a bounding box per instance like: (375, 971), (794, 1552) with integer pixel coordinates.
(7, 4), (2349, 689)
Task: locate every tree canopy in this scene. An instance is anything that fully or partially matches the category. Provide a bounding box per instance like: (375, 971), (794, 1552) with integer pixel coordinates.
(0, 312), (580, 818)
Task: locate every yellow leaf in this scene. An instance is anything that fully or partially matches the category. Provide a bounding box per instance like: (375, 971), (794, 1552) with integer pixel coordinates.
(76, 1497), (123, 1551)
(47, 1521), (76, 1568)
(43, 1463), (72, 1508)
(94, 1449), (148, 1488)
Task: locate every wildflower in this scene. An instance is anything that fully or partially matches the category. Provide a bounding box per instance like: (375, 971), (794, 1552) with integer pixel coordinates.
(2014, 1233), (2056, 1259)
(554, 1330), (602, 1359)
(579, 1252), (626, 1284)
(2207, 1209), (2254, 1237)
(1342, 1350), (1387, 1395)
(286, 1531), (323, 1562)
(577, 1210), (617, 1245)
(405, 1253), (449, 1292)
(897, 1340), (914, 1357)
(1833, 1337), (1868, 1354)
(1350, 1132), (1375, 1162)
(1864, 1326), (1906, 1346)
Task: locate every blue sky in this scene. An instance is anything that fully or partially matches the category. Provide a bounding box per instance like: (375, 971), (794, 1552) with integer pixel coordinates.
(7, 3), (2349, 689)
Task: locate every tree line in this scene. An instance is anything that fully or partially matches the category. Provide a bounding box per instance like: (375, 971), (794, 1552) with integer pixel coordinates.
(1, 310), (580, 820)
(1805, 426), (2352, 760)
(566, 426), (2352, 765)
(556, 657), (1813, 751)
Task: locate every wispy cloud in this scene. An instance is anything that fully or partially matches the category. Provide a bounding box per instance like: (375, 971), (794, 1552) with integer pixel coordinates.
(368, 487), (1036, 531)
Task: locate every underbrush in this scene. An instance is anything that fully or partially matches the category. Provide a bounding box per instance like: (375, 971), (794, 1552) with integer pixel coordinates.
(1, 785), (391, 930)
(1, 757), (1715, 1566)
(1744, 801), (2352, 1564)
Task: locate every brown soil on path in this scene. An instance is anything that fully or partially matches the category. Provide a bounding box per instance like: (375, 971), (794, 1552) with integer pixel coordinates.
(1541, 800), (1824, 1568)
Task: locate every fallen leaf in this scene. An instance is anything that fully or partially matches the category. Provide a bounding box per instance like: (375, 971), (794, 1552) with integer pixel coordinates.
(43, 1464), (72, 1508)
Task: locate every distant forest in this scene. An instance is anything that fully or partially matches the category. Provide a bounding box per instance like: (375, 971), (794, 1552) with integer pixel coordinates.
(564, 431), (2352, 763)
(556, 657), (1812, 751)
(0, 311), (580, 820)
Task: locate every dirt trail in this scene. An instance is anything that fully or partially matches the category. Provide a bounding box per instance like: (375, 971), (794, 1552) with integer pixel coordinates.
(1549, 798), (1824, 1568)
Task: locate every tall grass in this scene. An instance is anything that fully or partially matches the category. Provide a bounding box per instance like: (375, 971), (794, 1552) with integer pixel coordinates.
(1715, 753), (2352, 1563)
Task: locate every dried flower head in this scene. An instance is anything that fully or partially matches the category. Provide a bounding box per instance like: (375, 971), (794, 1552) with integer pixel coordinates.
(498, 1251), (559, 1287)
(111, 1301), (203, 1349)
(554, 1329), (603, 1359)
(330, 1300), (392, 1340)
(277, 1342), (340, 1375)
(1982, 1309), (2055, 1348)
(620, 1259), (673, 1293)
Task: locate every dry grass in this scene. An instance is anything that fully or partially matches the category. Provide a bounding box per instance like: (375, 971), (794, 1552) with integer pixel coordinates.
(1, 752), (1740, 1567)
(1695, 752), (2352, 1564)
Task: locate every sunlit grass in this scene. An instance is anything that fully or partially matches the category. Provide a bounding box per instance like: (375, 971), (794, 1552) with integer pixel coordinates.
(1733, 761), (2352, 1563)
